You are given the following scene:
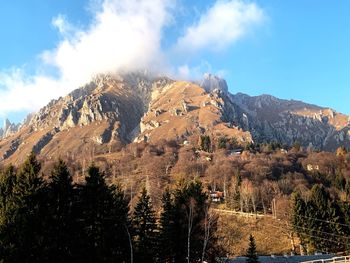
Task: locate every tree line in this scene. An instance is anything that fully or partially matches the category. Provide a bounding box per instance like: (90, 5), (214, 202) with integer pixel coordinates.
(292, 184), (350, 254)
(0, 153), (219, 263)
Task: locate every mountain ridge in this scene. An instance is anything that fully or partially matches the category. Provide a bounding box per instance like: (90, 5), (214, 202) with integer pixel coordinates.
(0, 73), (349, 164)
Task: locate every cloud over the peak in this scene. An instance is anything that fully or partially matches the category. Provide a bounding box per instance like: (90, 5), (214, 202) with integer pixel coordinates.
(44, 0), (173, 87)
(176, 0), (265, 52)
(0, 0), (173, 117)
(0, 0), (266, 119)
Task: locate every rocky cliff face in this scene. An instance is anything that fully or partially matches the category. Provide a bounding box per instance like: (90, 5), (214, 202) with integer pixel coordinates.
(28, 73), (173, 142)
(0, 73), (349, 164)
(0, 119), (21, 139)
(228, 93), (350, 150)
(199, 73), (228, 94)
(0, 73), (174, 163)
(135, 80), (251, 144)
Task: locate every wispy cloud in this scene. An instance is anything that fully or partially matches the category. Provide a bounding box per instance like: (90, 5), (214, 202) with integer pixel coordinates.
(0, 0), (265, 120)
(0, 69), (65, 114)
(176, 0), (265, 52)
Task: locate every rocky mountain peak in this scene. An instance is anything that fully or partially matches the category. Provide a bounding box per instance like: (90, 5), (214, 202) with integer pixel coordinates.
(0, 119), (21, 139)
(1, 72), (350, 164)
(200, 73), (228, 94)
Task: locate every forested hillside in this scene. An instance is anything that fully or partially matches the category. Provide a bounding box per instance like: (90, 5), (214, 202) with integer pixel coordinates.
(1, 139), (350, 261)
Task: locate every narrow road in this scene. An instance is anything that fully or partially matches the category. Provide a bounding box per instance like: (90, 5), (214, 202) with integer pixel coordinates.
(212, 208), (272, 218)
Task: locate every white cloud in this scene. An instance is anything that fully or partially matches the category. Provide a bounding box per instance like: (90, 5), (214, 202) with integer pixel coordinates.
(177, 65), (191, 79)
(176, 0), (265, 52)
(51, 14), (78, 38)
(0, 69), (66, 114)
(46, 0), (173, 85)
(0, 0), (266, 119)
(0, 0), (173, 117)
(52, 15), (69, 35)
(176, 61), (227, 81)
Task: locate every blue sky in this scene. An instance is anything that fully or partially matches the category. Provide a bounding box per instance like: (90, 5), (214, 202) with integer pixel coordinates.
(0, 0), (350, 126)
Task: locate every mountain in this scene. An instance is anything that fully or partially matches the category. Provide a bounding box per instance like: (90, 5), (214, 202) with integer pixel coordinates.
(230, 93), (350, 150)
(0, 119), (21, 139)
(0, 72), (349, 164)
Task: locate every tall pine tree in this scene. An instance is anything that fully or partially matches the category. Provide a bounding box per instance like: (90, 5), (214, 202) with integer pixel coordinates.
(42, 160), (76, 262)
(292, 186), (348, 254)
(159, 188), (176, 262)
(133, 187), (157, 263)
(291, 192), (308, 254)
(0, 152), (46, 262)
(0, 165), (17, 261)
(172, 180), (209, 263)
(246, 234), (259, 263)
(79, 164), (130, 263)
(0, 165), (17, 226)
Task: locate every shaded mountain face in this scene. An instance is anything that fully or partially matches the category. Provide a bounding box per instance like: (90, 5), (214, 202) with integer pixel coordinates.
(229, 93), (350, 150)
(0, 73), (349, 164)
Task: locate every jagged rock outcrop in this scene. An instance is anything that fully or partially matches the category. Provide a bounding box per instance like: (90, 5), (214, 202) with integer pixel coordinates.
(27, 73), (173, 142)
(200, 73), (228, 94)
(0, 72), (349, 164)
(0, 73), (175, 163)
(0, 119), (21, 139)
(135, 81), (252, 144)
(228, 93), (350, 150)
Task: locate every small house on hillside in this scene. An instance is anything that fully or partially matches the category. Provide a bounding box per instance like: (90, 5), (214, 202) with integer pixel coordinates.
(210, 191), (224, 202)
(307, 164), (320, 171)
(230, 148), (243, 156)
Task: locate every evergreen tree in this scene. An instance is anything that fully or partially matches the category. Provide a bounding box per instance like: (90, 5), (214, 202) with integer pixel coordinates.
(218, 137), (227, 149)
(291, 192), (308, 253)
(0, 165), (17, 261)
(0, 152), (46, 262)
(133, 188), (157, 263)
(172, 180), (209, 263)
(308, 185), (333, 252)
(42, 160), (76, 262)
(200, 135), (211, 152)
(246, 234), (259, 263)
(292, 186), (347, 253)
(159, 188), (176, 262)
(339, 202), (350, 251)
(0, 165), (17, 225)
(79, 164), (130, 263)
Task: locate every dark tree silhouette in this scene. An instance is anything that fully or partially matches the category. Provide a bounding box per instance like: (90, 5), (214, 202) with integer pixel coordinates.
(246, 234), (259, 263)
(133, 188), (157, 263)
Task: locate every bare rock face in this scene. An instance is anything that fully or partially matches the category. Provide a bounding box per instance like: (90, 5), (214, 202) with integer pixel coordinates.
(27, 73), (172, 141)
(0, 72), (176, 163)
(0, 119), (21, 139)
(228, 93), (350, 150)
(200, 73), (228, 94)
(135, 81), (252, 144)
(1, 72), (349, 164)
